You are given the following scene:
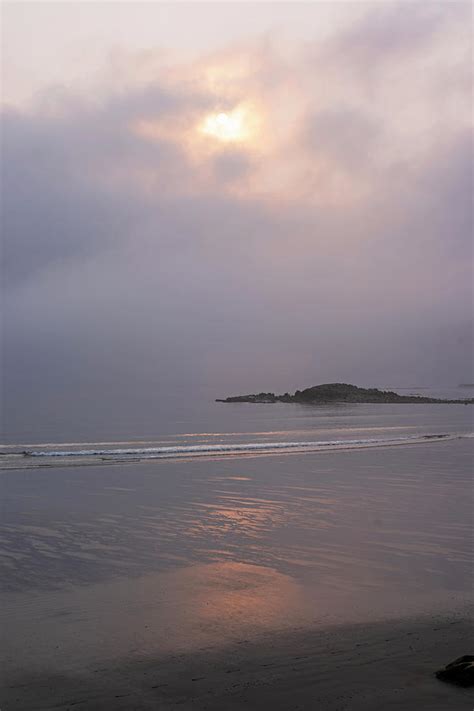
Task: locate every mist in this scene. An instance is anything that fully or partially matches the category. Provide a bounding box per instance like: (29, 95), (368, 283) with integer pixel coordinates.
(2, 2), (472, 438)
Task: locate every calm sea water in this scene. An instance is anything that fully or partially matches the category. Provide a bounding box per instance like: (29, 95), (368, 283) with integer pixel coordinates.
(0, 387), (472, 680)
(2, 385), (473, 446)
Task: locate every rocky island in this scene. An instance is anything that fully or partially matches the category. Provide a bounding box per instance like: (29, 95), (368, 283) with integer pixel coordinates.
(216, 383), (474, 404)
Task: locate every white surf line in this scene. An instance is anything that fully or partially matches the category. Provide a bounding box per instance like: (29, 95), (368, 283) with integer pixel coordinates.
(0, 425), (426, 455)
(19, 433), (448, 457)
(0, 433), (469, 470)
(0, 426), (448, 452)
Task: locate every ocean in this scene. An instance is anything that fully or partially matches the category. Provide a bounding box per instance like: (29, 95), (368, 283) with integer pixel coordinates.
(0, 385), (473, 707)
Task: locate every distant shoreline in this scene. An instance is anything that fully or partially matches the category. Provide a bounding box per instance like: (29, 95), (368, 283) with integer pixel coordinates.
(217, 382), (474, 405)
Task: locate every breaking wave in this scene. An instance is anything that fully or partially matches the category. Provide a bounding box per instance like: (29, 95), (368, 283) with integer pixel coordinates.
(22, 433), (459, 460)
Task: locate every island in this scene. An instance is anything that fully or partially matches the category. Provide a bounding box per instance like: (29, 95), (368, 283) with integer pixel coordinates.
(216, 383), (474, 404)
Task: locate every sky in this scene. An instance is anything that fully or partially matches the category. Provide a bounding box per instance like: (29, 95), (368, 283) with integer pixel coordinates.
(2, 1), (473, 435)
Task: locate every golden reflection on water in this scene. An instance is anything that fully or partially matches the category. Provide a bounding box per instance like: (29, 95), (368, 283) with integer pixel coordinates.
(184, 562), (305, 637)
(193, 498), (285, 538)
(1, 561), (308, 675)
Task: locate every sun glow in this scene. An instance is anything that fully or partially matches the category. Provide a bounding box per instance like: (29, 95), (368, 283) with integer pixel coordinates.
(200, 106), (256, 143)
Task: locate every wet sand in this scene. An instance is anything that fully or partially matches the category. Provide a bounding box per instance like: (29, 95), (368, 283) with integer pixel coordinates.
(1, 439), (472, 709)
(3, 614), (472, 710)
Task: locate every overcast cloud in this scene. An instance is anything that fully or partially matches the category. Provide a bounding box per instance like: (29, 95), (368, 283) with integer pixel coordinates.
(2, 2), (472, 437)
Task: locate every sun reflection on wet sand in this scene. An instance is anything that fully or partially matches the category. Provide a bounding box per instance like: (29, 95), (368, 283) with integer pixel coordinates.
(1, 440), (472, 682)
(188, 562), (305, 636)
(0, 562), (307, 677)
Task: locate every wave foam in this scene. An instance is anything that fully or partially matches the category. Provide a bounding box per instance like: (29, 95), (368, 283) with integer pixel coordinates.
(22, 433), (457, 459)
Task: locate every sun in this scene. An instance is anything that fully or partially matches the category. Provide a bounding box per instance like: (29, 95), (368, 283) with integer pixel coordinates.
(200, 106), (255, 143)
(201, 110), (246, 142)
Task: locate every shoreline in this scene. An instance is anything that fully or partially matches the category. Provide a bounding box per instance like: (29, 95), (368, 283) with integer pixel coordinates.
(1, 432), (470, 471)
(2, 612), (472, 710)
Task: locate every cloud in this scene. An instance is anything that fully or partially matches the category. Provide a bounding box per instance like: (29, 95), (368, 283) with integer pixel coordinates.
(1, 4), (472, 437)
(328, 1), (468, 66)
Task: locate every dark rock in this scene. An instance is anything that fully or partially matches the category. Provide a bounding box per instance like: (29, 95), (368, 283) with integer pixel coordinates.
(435, 655), (474, 687)
(216, 382), (474, 405)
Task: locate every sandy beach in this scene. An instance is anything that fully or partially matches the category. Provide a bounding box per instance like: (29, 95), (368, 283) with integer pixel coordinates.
(1, 438), (472, 710)
(3, 613), (472, 710)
